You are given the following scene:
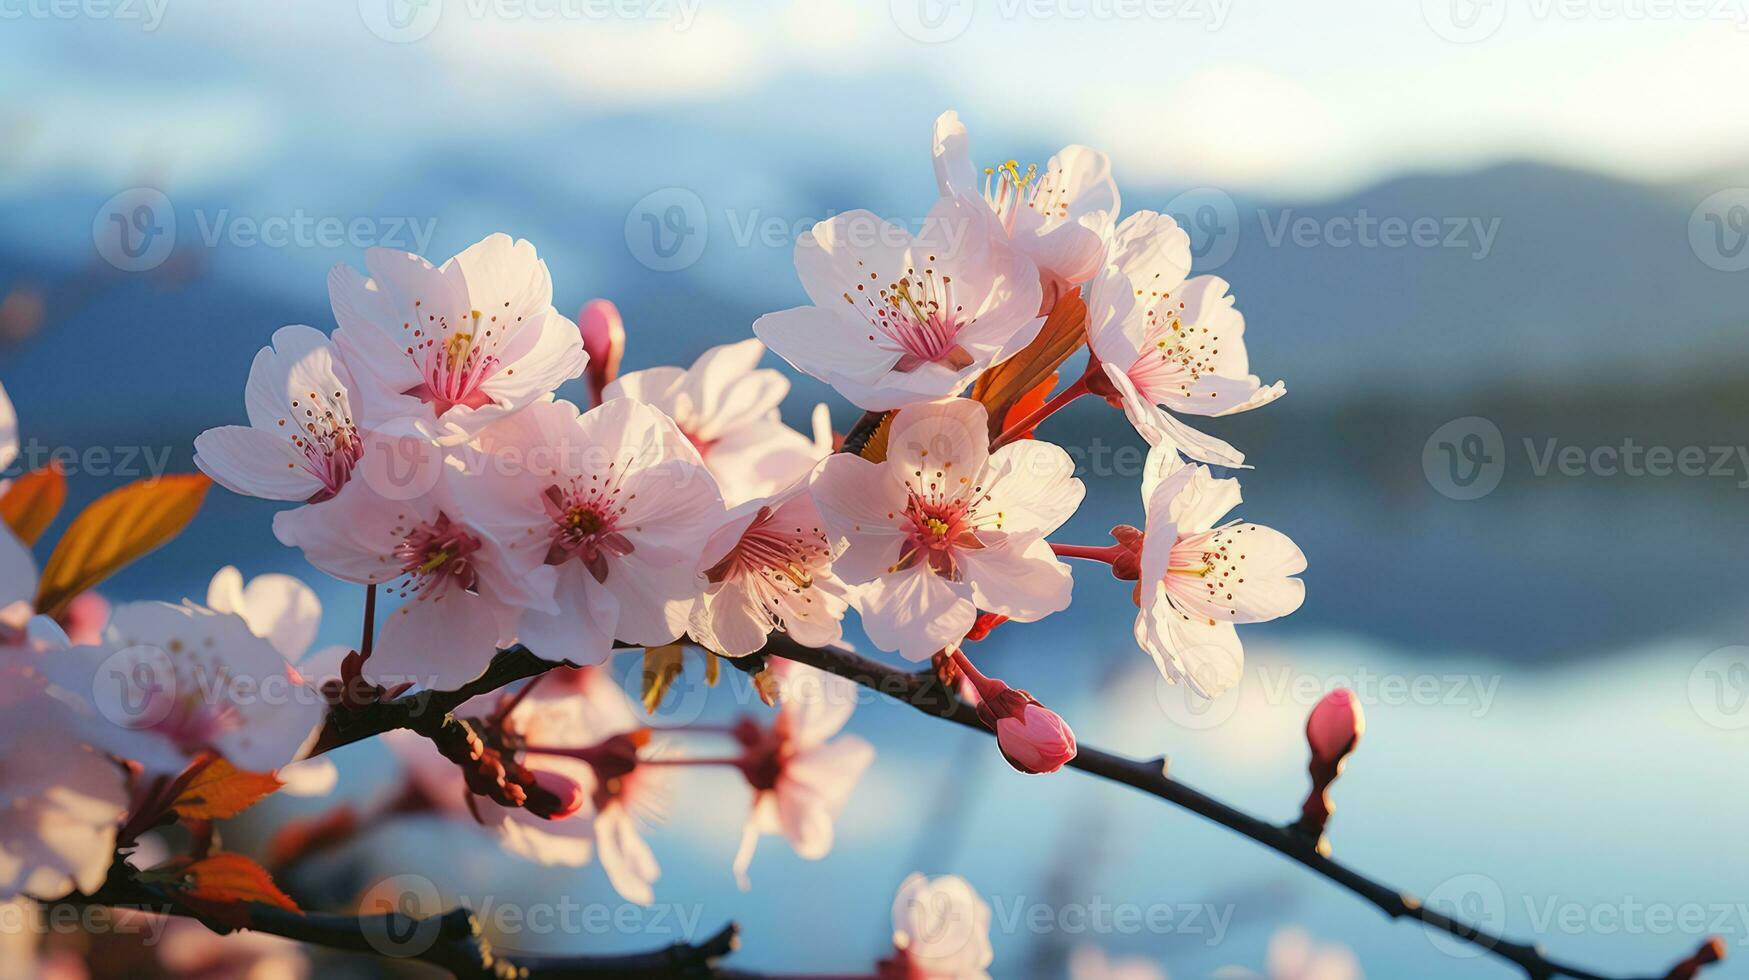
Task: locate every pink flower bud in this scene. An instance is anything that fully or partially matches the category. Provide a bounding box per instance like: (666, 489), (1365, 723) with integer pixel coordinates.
(1307, 688), (1364, 764)
(995, 703), (1078, 774)
(526, 767), (586, 820)
(577, 298), (625, 405)
(951, 649), (1077, 774)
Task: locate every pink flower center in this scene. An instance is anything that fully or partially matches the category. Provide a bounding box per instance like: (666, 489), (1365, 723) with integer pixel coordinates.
(282, 387), (361, 503)
(1164, 526), (1250, 621)
(1126, 304), (1217, 403)
(895, 495), (984, 577)
(851, 268), (976, 373)
(706, 506), (827, 591)
(400, 311), (514, 416)
(982, 158), (1073, 232)
(390, 512), (483, 601)
(542, 481), (634, 583)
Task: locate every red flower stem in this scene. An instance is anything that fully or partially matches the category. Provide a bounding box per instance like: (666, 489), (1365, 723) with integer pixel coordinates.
(635, 757), (746, 768)
(1049, 542), (1126, 565)
(991, 374), (1094, 449)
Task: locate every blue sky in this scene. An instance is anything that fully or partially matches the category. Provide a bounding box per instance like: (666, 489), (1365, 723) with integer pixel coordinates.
(4, 0), (1748, 204)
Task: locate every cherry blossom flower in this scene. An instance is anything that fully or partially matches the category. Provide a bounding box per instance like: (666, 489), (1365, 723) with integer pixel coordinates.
(0, 522), (36, 643)
(57, 600), (327, 775)
(606, 339), (823, 505)
(483, 668), (672, 905)
(329, 234), (587, 443)
(206, 566), (348, 795)
(731, 660), (873, 889)
(1069, 947), (1166, 980)
(882, 873), (995, 980)
(812, 398), (1082, 661)
(0, 659), (128, 901)
(0, 381), (15, 494)
(577, 298), (625, 405)
(955, 651), (1077, 774)
(754, 198), (1045, 412)
(194, 324), (366, 503)
(445, 396), (722, 668)
(158, 917), (310, 980)
(690, 483), (850, 658)
(1213, 928), (1363, 980)
(1086, 211), (1285, 467)
(933, 109), (1119, 292)
(272, 480), (556, 691)
(1135, 445), (1305, 699)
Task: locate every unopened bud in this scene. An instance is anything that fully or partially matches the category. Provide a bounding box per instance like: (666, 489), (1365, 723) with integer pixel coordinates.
(1293, 688), (1364, 850)
(578, 299), (625, 406)
(954, 649), (1077, 775)
(1664, 936), (1725, 980)
(995, 703), (1077, 774)
(525, 767), (587, 820)
(1307, 688), (1364, 764)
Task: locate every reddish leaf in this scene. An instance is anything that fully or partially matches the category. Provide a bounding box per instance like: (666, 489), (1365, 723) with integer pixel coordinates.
(35, 474), (208, 617)
(0, 464), (66, 545)
(971, 291), (1088, 435)
(265, 807), (359, 870)
(999, 372), (1060, 442)
(169, 853), (300, 927)
(172, 759), (284, 821)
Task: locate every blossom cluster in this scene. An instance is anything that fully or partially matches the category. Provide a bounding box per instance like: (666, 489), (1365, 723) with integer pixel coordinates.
(0, 109), (1311, 980)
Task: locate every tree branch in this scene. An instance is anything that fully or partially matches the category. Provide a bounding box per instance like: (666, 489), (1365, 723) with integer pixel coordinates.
(269, 638), (1717, 980)
(755, 634), (1717, 980)
(65, 869), (742, 979)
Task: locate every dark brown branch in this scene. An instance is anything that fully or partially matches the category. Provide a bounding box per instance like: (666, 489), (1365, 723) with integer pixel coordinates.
(65, 869), (741, 979)
(281, 639), (1715, 980)
(309, 645), (557, 756)
(757, 634), (1717, 980)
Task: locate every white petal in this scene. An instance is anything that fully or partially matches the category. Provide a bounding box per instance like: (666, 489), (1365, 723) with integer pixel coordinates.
(809, 455), (907, 585)
(855, 565), (975, 661)
(886, 398), (991, 495)
(368, 592), (505, 691)
(195, 425), (325, 502)
(978, 440), (1084, 536)
(958, 536), (1073, 623)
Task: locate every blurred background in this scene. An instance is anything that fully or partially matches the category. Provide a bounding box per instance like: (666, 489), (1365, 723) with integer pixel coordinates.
(3, 0), (1748, 976)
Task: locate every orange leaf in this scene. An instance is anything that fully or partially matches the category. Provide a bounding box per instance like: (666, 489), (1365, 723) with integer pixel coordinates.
(171, 853), (300, 925)
(172, 759), (284, 820)
(858, 412), (895, 464)
(0, 464), (65, 545)
(1000, 372), (1060, 442)
(971, 290), (1088, 435)
(34, 474), (208, 617)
